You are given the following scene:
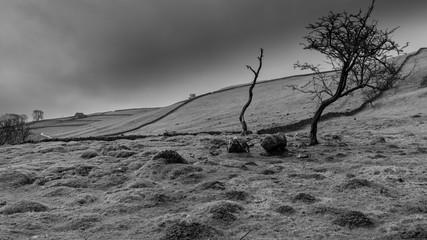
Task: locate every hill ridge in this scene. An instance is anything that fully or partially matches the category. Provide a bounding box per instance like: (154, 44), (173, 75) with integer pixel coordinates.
(29, 47), (427, 139)
(115, 48), (426, 136)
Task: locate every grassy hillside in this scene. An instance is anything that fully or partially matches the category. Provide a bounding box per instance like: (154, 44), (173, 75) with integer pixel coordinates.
(29, 48), (427, 139)
(2, 49), (427, 240)
(2, 105), (427, 239)
(127, 49), (426, 135)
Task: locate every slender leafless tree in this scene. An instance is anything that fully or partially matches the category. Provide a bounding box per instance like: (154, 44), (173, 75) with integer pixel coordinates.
(239, 48), (264, 135)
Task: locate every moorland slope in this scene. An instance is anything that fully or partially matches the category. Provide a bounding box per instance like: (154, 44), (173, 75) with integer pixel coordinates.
(29, 48), (427, 139)
(1, 48), (427, 240)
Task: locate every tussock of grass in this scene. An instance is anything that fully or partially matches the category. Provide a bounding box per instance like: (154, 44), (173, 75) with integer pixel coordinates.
(288, 173), (326, 180)
(276, 205), (295, 215)
(209, 201), (244, 223)
(198, 181), (226, 190)
(332, 210), (374, 229)
(107, 150), (136, 158)
(167, 165), (203, 180)
(152, 150), (188, 164)
(80, 150), (99, 159)
(292, 193), (317, 204)
(55, 214), (101, 231)
(378, 224), (427, 240)
(160, 221), (223, 240)
(225, 191), (249, 201)
(341, 178), (373, 189)
(0, 170), (34, 187)
(0, 200), (48, 215)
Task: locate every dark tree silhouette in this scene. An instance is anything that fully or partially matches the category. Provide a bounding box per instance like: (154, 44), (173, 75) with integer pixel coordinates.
(293, 0), (407, 145)
(0, 114), (30, 145)
(239, 48), (264, 135)
(32, 110), (44, 122)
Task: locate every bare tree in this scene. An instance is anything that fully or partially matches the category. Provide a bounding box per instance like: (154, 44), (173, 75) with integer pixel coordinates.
(292, 0), (407, 145)
(239, 48), (264, 135)
(0, 114), (30, 145)
(32, 110), (44, 122)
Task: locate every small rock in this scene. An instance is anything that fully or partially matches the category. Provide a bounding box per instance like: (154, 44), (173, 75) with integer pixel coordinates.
(244, 161), (258, 166)
(297, 153), (310, 158)
(332, 135), (342, 140)
(261, 132), (287, 155)
(209, 150), (221, 156)
(227, 137), (250, 153)
(370, 136), (386, 145)
(262, 165), (283, 175)
(163, 131), (178, 137)
(410, 113), (422, 118)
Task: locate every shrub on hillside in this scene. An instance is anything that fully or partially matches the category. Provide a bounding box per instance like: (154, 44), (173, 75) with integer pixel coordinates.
(0, 113), (30, 145)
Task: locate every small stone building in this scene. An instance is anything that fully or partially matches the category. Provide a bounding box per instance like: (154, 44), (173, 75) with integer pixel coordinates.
(74, 112), (86, 119)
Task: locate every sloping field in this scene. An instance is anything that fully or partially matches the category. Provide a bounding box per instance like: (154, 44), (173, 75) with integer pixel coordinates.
(2, 108), (427, 239)
(2, 49), (427, 240)
(127, 50), (426, 135)
(30, 49), (426, 139)
(29, 106), (174, 138)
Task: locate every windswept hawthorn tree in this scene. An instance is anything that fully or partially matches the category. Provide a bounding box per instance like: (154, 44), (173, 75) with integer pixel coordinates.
(293, 0), (407, 145)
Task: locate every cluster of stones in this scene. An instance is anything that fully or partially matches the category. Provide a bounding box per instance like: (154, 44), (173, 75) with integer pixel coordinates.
(227, 132), (287, 155)
(260, 132), (287, 155)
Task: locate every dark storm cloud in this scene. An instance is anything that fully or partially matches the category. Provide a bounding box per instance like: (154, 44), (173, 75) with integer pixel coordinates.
(2, 0), (330, 88)
(47, 0), (305, 91)
(0, 0), (426, 118)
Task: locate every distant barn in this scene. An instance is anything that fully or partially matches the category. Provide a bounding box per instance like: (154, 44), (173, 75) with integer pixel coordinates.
(189, 93), (196, 99)
(74, 112), (86, 119)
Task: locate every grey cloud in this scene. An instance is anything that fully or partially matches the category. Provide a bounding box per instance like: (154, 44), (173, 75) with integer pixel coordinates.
(0, 0), (425, 118)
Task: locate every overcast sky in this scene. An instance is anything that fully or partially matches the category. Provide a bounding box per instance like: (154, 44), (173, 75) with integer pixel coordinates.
(1, 0), (426, 119)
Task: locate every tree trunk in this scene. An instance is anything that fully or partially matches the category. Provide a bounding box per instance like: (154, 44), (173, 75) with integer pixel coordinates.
(309, 101), (328, 145)
(240, 116), (248, 135)
(310, 71), (348, 145)
(239, 88), (253, 135)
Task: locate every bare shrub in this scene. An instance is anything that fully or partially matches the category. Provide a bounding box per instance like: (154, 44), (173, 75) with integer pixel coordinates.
(0, 113), (30, 145)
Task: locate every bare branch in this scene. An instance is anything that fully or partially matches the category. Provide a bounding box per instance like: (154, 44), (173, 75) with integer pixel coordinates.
(245, 65), (256, 75)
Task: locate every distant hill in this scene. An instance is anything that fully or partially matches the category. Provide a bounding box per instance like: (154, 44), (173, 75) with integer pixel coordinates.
(30, 48), (427, 138)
